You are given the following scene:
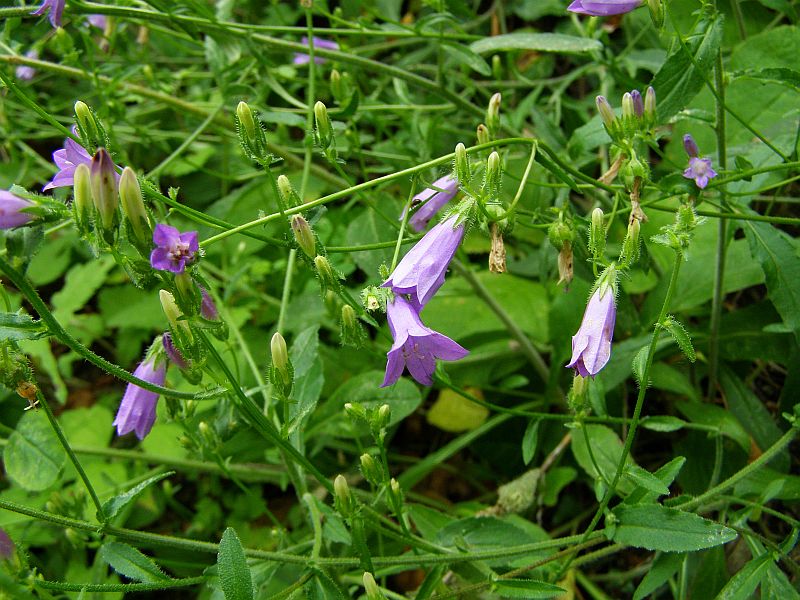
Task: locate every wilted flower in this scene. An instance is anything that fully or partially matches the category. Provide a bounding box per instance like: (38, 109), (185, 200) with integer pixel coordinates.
(568, 0), (642, 16)
(381, 295), (468, 387)
(0, 191), (35, 229)
(15, 50), (38, 81)
(150, 224), (199, 273)
(32, 0), (64, 28)
(402, 176), (459, 232)
(113, 354), (166, 439)
(682, 134), (717, 189)
(293, 36), (339, 65)
(382, 215), (465, 309)
(566, 285), (617, 377)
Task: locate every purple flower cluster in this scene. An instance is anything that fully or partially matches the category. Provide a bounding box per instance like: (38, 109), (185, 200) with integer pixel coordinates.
(293, 37), (339, 65)
(381, 214), (468, 386)
(682, 134), (717, 189)
(568, 0), (642, 16)
(150, 224), (199, 273)
(403, 176), (459, 233)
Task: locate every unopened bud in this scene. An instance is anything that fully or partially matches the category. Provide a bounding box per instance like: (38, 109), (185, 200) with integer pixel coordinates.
(236, 101), (257, 145)
(547, 220), (575, 251)
(344, 401), (367, 422)
(363, 572), (386, 600)
(557, 240), (573, 287)
(589, 208), (606, 261)
(270, 332), (290, 385)
(486, 93), (501, 136)
(277, 175), (301, 208)
(340, 304), (365, 347)
(330, 69), (342, 98)
(160, 290), (193, 344)
(454, 143), (470, 184)
(492, 54), (503, 80)
(596, 96), (616, 130)
(647, 0), (664, 28)
(291, 215), (316, 258)
(621, 92), (634, 120)
(360, 454), (382, 485)
(484, 151), (502, 200)
(619, 219), (640, 267)
(200, 288), (219, 321)
(476, 123), (490, 146)
(314, 255), (340, 291)
(74, 100), (101, 145)
(174, 272), (202, 316)
(644, 86), (657, 125)
(162, 332), (189, 369)
(389, 477), (402, 502)
(119, 167), (151, 251)
(72, 163), (93, 235)
(334, 474), (353, 517)
(90, 148), (118, 242)
(314, 101), (333, 149)
(630, 90), (644, 118)
(683, 134), (699, 158)
(377, 404), (391, 429)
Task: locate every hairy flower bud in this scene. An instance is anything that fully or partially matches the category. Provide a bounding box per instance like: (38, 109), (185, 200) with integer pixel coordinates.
(314, 101), (334, 149)
(618, 218), (640, 267)
(270, 332), (290, 385)
(277, 175), (301, 208)
(363, 572), (386, 600)
(360, 453), (382, 485)
(621, 92), (634, 120)
(647, 0), (664, 28)
(340, 304), (366, 347)
(160, 290), (193, 345)
(74, 100), (102, 147)
(589, 208), (606, 262)
(476, 123), (490, 146)
(291, 215), (316, 258)
(484, 151), (502, 201)
(454, 142), (470, 184)
(90, 148), (119, 243)
(119, 167), (151, 252)
(596, 96), (616, 130)
(486, 93), (501, 137)
(334, 474), (354, 517)
(314, 255), (340, 292)
(72, 163), (93, 235)
(630, 89), (644, 118)
(644, 86), (657, 126)
(236, 101), (257, 146)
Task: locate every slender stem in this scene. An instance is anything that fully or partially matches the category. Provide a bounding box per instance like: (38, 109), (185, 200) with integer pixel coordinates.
(508, 142), (538, 213)
(302, 493), (324, 561)
(34, 390), (105, 521)
(276, 250), (296, 335)
(36, 577), (207, 593)
(391, 181), (417, 271)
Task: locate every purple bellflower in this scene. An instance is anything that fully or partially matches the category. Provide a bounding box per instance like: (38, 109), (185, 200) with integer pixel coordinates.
(0, 191), (35, 229)
(293, 36), (339, 65)
(682, 134), (717, 189)
(150, 224), (199, 273)
(15, 50), (38, 81)
(566, 285), (617, 377)
(32, 0), (65, 28)
(382, 215), (465, 309)
(402, 176), (459, 233)
(43, 129), (120, 192)
(113, 355), (166, 439)
(567, 0), (642, 16)
(382, 295), (468, 387)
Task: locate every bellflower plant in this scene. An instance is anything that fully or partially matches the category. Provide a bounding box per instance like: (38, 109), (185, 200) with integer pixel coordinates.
(293, 37), (339, 65)
(150, 224), (199, 273)
(382, 215), (465, 309)
(0, 191), (35, 229)
(566, 269), (618, 377)
(682, 134), (717, 189)
(32, 0), (64, 28)
(567, 0), (642, 16)
(113, 351), (166, 440)
(402, 176), (459, 232)
(381, 295), (468, 387)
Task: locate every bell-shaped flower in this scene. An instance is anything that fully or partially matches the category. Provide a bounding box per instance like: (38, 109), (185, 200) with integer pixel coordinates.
(382, 215), (465, 309)
(113, 354), (166, 439)
(32, 0), (64, 28)
(568, 0), (642, 16)
(150, 224), (199, 273)
(682, 134), (717, 189)
(293, 36), (339, 65)
(382, 295), (468, 387)
(402, 176), (459, 232)
(0, 191), (35, 229)
(43, 129), (120, 192)
(566, 285), (617, 377)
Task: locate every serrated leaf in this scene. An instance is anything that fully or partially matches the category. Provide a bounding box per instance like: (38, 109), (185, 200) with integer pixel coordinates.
(715, 553), (773, 600)
(3, 411), (65, 491)
(470, 32), (601, 55)
(624, 465), (670, 496)
(662, 316), (696, 362)
(493, 579), (566, 598)
(651, 16), (723, 122)
(101, 471), (175, 521)
(521, 419), (540, 465)
(0, 312), (47, 341)
(611, 505), (737, 552)
(99, 542), (169, 583)
(217, 528), (253, 600)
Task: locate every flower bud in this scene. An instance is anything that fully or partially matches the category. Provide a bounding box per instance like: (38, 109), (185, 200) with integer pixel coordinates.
(344, 401), (367, 422)
(314, 255), (340, 292)
(90, 148), (119, 243)
(334, 474), (354, 517)
(119, 167), (152, 252)
(340, 304), (366, 347)
(596, 96), (616, 130)
(588, 208), (606, 262)
(270, 332), (290, 386)
(376, 404), (391, 430)
(360, 453), (382, 485)
(454, 142), (470, 184)
(74, 100), (101, 146)
(72, 163), (93, 235)
(476, 123), (490, 146)
(621, 92), (634, 120)
(290, 215), (316, 258)
(486, 92), (501, 136)
(363, 572), (386, 600)
(389, 477), (402, 503)
(683, 134), (699, 158)
(484, 151), (502, 201)
(630, 89), (644, 118)
(277, 175), (301, 208)
(314, 101), (334, 149)
(644, 86), (657, 125)
(160, 290), (193, 345)
(236, 101), (257, 146)
(174, 272), (202, 316)
(618, 218), (640, 268)
(162, 332), (189, 369)
(330, 69), (343, 98)
(200, 288), (219, 321)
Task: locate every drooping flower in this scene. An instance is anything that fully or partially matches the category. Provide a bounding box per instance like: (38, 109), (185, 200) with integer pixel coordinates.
(113, 355), (166, 440)
(566, 285), (617, 377)
(0, 191), (35, 229)
(382, 215), (465, 309)
(402, 176), (459, 233)
(150, 224), (199, 273)
(381, 295), (468, 387)
(293, 36), (339, 65)
(32, 0), (65, 28)
(567, 0), (642, 16)
(15, 50), (38, 81)
(682, 134), (717, 189)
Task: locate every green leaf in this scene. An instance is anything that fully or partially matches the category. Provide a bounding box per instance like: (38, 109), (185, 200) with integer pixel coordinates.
(101, 472), (175, 521)
(626, 457), (686, 505)
(642, 416), (687, 432)
(662, 316), (696, 362)
(470, 33), (601, 55)
(51, 258), (114, 323)
(3, 411), (65, 491)
(733, 67), (800, 90)
(306, 570), (347, 600)
(633, 552), (685, 600)
(762, 562), (800, 600)
(650, 16), (723, 122)
(676, 401), (750, 452)
(442, 43), (491, 75)
(493, 579), (566, 598)
(521, 419), (540, 466)
(611, 505), (737, 552)
(285, 326), (325, 437)
(99, 542), (169, 583)
(631, 345), (649, 386)
(624, 465), (670, 496)
(743, 217), (800, 344)
(0, 312), (47, 341)
(714, 553), (772, 600)
(217, 527), (253, 600)
(571, 425), (636, 495)
(327, 370), (422, 428)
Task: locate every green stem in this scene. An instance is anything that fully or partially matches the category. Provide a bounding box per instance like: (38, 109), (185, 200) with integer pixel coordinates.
(35, 390), (105, 521)
(0, 256), (215, 400)
(35, 577), (207, 593)
(276, 250), (297, 335)
(508, 142), (538, 213)
(391, 181), (417, 271)
(302, 493), (324, 561)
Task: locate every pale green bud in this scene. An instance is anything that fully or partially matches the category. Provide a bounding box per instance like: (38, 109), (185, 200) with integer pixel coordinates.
(314, 255), (340, 291)
(491, 55), (503, 80)
(72, 163), (93, 235)
(477, 123), (490, 146)
(314, 101), (333, 149)
(454, 142), (470, 184)
(160, 290), (193, 344)
(644, 86), (657, 127)
(119, 167), (151, 251)
(619, 218), (640, 268)
(340, 304), (366, 347)
(363, 572), (386, 600)
(486, 92), (501, 137)
(621, 92), (634, 120)
(589, 208), (606, 261)
(334, 474), (354, 517)
(74, 100), (101, 146)
(596, 96), (616, 130)
(360, 453), (382, 485)
(277, 175), (301, 208)
(236, 101), (257, 145)
(290, 215), (316, 258)
(647, 0), (664, 28)
(484, 151), (502, 201)
(270, 332), (289, 385)
(330, 69), (342, 98)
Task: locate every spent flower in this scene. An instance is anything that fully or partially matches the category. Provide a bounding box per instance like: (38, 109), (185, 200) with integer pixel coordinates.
(150, 224), (199, 273)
